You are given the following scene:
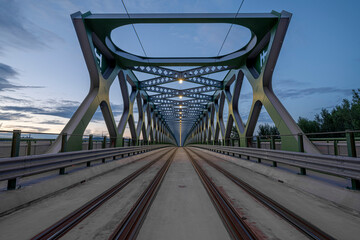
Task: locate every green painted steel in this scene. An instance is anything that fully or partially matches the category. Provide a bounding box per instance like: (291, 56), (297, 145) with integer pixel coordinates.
(46, 10), (319, 154)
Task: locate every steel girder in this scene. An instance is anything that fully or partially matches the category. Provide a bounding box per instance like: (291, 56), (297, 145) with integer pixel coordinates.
(47, 12), (177, 153)
(48, 10), (318, 153)
(182, 11), (320, 153)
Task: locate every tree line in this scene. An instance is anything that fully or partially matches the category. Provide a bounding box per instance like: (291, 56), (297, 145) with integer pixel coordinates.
(228, 89), (360, 138)
(257, 89), (360, 137)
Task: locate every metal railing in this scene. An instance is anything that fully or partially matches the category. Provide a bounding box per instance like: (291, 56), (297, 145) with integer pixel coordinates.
(189, 130), (360, 157)
(0, 130), (166, 158)
(191, 144), (360, 190)
(0, 145), (170, 190)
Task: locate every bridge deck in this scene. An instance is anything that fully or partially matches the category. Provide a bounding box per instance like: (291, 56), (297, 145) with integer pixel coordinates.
(0, 147), (359, 239)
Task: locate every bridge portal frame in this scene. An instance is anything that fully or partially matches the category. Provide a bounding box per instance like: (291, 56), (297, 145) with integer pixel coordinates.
(48, 10), (319, 154)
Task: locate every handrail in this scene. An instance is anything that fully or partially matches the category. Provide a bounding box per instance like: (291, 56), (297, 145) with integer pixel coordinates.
(0, 145), (170, 190)
(190, 144), (360, 190)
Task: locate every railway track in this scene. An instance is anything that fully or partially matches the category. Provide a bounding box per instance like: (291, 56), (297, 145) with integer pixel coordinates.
(108, 148), (176, 240)
(186, 147), (336, 240)
(31, 147), (175, 240)
(184, 148), (258, 240)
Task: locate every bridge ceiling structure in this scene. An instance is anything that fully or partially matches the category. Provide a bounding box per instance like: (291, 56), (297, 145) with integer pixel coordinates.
(48, 10), (320, 153)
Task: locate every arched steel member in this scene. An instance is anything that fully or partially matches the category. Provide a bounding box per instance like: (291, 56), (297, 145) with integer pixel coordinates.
(48, 10), (318, 153)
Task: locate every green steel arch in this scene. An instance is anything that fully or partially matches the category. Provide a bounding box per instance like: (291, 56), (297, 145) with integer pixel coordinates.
(48, 10), (319, 154)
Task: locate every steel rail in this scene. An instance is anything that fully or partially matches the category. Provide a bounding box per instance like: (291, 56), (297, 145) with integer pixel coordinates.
(109, 148), (177, 240)
(0, 145), (169, 182)
(187, 147), (336, 240)
(31, 148), (175, 240)
(184, 148), (258, 240)
(192, 145), (360, 180)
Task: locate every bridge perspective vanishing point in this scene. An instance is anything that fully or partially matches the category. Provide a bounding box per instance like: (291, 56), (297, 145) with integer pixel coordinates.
(0, 10), (360, 240)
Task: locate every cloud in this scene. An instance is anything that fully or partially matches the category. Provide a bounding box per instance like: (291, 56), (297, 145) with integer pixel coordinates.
(0, 112), (28, 120)
(3, 124), (50, 132)
(0, 63), (43, 92)
(0, 99), (124, 123)
(0, 63), (18, 78)
(40, 120), (65, 125)
(0, 105), (78, 119)
(275, 78), (303, 86)
(0, 0), (62, 52)
(275, 87), (352, 99)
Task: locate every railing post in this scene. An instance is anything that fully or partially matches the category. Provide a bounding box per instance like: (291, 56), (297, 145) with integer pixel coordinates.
(59, 133), (67, 175)
(87, 134), (93, 167)
(88, 134), (93, 150)
(298, 133), (306, 175)
(11, 130), (21, 158)
(346, 130), (359, 190)
(102, 136), (107, 163)
(333, 140), (338, 156)
(256, 136), (261, 163)
(271, 136), (277, 167)
(346, 130), (356, 157)
(8, 130), (21, 190)
(246, 137), (250, 160)
(102, 136), (107, 149)
(27, 140), (31, 156)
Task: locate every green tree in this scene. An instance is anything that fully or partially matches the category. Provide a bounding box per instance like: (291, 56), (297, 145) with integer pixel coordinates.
(257, 123), (279, 138)
(297, 117), (320, 133)
(230, 126), (239, 139)
(298, 89), (360, 135)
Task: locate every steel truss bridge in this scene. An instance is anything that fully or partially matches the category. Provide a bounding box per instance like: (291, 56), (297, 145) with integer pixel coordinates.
(1, 10), (360, 240)
(48, 10), (319, 154)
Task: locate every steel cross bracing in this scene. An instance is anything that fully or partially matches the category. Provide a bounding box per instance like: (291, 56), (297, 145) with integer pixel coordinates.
(47, 10), (320, 153)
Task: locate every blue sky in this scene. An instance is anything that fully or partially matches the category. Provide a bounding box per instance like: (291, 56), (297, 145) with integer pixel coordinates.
(0, 0), (359, 137)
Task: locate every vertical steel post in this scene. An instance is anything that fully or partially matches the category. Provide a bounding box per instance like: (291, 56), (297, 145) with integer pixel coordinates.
(102, 136), (107, 149)
(346, 130), (356, 157)
(271, 136), (277, 167)
(88, 134), (93, 150)
(27, 140), (31, 156)
(298, 134), (306, 175)
(59, 133), (67, 175)
(246, 137), (250, 160)
(87, 134), (93, 167)
(102, 136), (107, 163)
(333, 140), (338, 156)
(8, 130), (21, 190)
(256, 136), (261, 163)
(11, 130), (21, 158)
(346, 130), (359, 189)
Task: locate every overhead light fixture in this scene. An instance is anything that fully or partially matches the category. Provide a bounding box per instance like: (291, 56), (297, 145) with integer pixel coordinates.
(179, 78), (183, 84)
(179, 95), (183, 99)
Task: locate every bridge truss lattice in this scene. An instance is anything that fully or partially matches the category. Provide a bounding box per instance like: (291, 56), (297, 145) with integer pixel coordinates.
(48, 10), (319, 154)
